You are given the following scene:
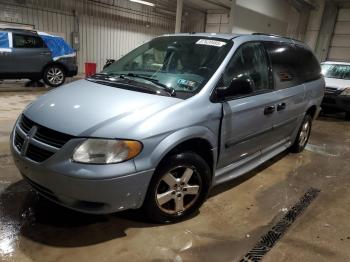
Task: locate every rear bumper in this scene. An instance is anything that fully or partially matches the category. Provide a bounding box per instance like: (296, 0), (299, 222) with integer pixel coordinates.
(10, 130), (154, 214)
(322, 94), (350, 112)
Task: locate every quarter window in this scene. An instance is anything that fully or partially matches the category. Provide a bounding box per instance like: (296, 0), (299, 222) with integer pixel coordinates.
(13, 34), (45, 48)
(264, 42), (300, 90)
(264, 42), (321, 90)
(295, 45), (321, 82)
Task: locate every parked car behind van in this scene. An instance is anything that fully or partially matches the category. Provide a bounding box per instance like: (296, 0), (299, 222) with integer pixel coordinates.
(0, 28), (77, 87)
(11, 33), (324, 223)
(321, 61), (350, 119)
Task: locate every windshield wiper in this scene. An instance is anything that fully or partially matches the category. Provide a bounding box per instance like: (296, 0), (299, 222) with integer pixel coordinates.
(121, 73), (176, 97)
(88, 72), (117, 79)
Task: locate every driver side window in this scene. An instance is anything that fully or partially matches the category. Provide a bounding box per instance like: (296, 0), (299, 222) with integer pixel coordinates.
(222, 42), (271, 96)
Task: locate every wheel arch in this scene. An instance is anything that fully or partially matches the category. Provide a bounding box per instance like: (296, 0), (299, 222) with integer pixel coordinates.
(41, 61), (68, 76)
(149, 126), (218, 177)
(306, 104), (318, 119)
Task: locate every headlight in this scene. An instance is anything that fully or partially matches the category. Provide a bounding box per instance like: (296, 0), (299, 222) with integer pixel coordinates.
(341, 87), (350, 96)
(72, 139), (142, 164)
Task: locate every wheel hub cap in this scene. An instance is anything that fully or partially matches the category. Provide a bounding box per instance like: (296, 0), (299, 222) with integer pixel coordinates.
(155, 166), (201, 215)
(299, 121), (310, 147)
(47, 68), (64, 85)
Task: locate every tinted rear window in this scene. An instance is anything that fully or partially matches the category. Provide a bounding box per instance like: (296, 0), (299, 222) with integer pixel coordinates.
(264, 42), (321, 90)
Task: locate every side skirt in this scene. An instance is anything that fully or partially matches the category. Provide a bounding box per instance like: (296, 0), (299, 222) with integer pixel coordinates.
(212, 139), (291, 187)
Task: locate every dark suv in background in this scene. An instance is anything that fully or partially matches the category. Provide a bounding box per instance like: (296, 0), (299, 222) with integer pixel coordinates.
(0, 28), (77, 87)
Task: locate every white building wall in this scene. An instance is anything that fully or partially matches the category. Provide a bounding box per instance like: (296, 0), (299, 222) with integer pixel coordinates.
(0, 0), (175, 72)
(206, 0), (294, 36)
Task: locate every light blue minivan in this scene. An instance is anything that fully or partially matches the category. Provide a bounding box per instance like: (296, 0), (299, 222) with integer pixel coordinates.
(11, 33), (324, 223)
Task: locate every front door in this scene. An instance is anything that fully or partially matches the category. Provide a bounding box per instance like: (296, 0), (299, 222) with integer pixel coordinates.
(216, 42), (277, 169)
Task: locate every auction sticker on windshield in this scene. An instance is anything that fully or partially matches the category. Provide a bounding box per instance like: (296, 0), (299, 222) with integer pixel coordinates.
(196, 39), (227, 47)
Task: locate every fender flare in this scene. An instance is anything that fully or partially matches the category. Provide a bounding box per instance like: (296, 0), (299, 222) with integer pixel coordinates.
(149, 126), (218, 169)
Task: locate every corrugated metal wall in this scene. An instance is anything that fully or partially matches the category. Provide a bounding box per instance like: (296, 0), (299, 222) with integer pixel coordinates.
(328, 8), (350, 62)
(0, 0), (179, 72)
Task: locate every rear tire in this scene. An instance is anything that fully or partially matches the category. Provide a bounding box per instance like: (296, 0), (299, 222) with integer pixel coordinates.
(290, 114), (312, 153)
(43, 65), (66, 87)
(143, 152), (211, 223)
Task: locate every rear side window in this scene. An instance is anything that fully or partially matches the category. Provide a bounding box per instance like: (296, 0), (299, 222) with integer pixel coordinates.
(13, 34), (45, 48)
(264, 42), (321, 90)
(264, 42), (301, 90)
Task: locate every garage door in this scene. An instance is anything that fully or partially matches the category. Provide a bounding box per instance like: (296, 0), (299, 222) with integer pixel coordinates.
(328, 8), (350, 62)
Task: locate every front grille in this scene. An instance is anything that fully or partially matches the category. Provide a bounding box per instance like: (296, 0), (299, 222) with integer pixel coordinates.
(19, 114), (35, 133)
(21, 114), (73, 148)
(26, 144), (55, 163)
(325, 87), (341, 95)
(15, 114), (74, 163)
(14, 132), (24, 151)
(34, 125), (73, 148)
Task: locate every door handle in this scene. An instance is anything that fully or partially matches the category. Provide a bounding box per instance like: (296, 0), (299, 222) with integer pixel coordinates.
(264, 105), (275, 115)
(277, 102), (286, 111)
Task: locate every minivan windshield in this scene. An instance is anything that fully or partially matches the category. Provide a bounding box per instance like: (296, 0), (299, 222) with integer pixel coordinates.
(321, 64), (350, 80)
(100, 36), (233, 98)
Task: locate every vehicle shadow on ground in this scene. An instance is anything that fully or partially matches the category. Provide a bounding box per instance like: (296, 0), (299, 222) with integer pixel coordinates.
(317, 112), (348, 122)
(0, 152), (288, 249)
(0, 180), (158, 248)
(209, 152), (288, 198)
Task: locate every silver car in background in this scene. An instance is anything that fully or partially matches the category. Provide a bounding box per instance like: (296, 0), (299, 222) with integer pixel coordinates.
(321, 61), (350, 119)
(10, 33), (324, 223)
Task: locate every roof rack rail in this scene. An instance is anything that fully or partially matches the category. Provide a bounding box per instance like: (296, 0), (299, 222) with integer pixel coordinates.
(0, 28), (37, 34)
(251, 33), (302, 43)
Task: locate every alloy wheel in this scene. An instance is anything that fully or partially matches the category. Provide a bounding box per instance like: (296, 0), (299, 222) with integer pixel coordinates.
(155, 166), (202, 215)
(299, 121), (310, 147)
(47, 67), (64, 85)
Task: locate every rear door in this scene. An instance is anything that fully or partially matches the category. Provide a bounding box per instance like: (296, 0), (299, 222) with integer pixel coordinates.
(11, 33), (51, 73)
(263, 42), (315, 148)
(217, 42), (278, 168)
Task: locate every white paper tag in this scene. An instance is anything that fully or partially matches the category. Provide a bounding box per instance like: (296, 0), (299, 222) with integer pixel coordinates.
(196, 39), (227, 47)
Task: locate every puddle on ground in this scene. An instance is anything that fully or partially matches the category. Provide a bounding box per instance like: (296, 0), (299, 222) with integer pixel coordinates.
(305, 144), (340, 157)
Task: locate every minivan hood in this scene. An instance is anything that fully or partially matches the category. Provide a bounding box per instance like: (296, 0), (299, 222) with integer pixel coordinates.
(324, 77), (350, 90)
(24, 79), (182, 138)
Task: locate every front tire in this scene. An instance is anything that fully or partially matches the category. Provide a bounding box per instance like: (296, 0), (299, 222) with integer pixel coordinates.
(43, 65), (66, 87)
(290, 114), (312, 153)
(143, 152), (211, 223)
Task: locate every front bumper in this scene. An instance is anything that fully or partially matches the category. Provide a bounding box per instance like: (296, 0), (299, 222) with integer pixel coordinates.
(10, 130), (154, 214)
(322, 94), (350, 113)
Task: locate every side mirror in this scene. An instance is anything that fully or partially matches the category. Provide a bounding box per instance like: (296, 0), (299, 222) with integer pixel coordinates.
(215, 75), (254, 100)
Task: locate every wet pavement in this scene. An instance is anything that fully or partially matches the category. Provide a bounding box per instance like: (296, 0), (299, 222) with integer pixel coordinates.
(0, 91), (350, 262)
